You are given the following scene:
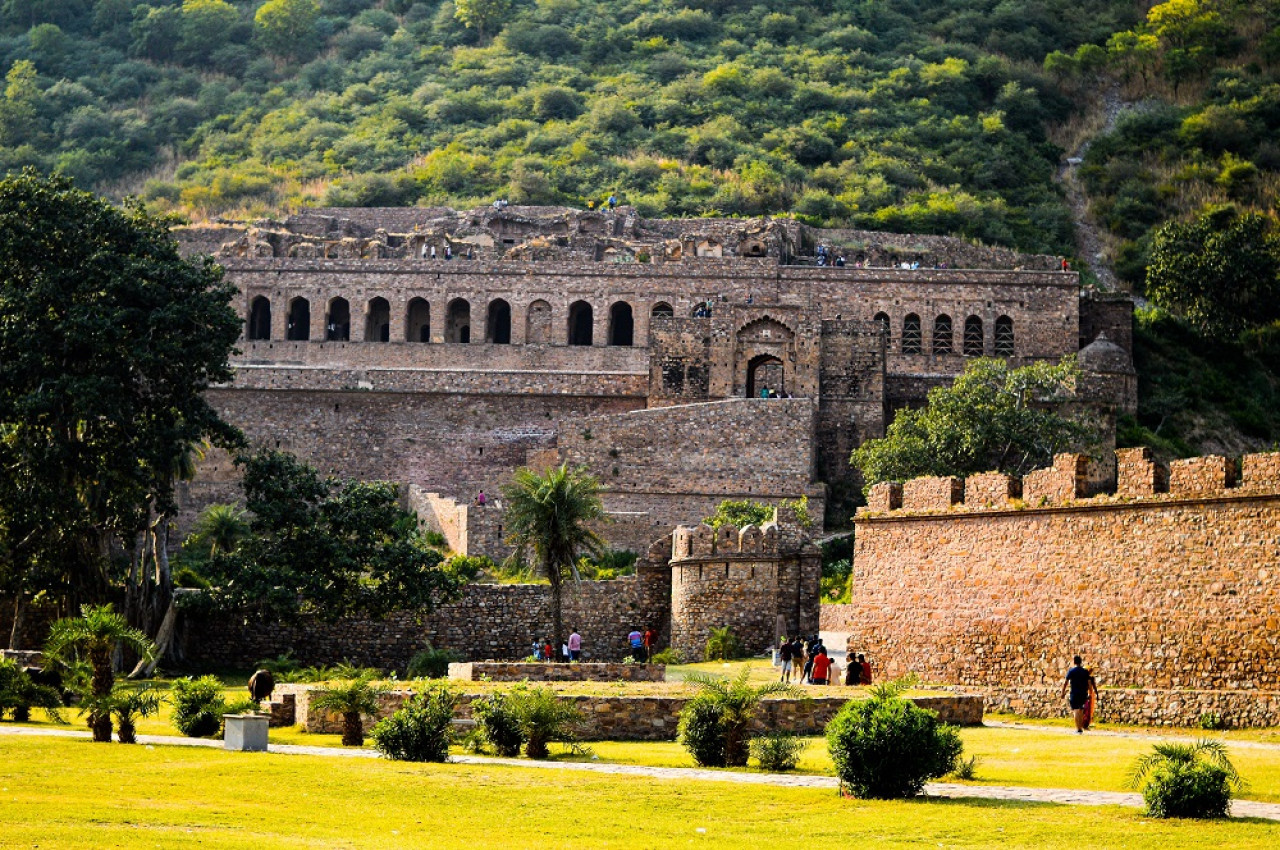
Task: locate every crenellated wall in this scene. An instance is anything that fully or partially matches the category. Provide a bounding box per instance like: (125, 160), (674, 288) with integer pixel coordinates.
(827, 450), (1280, 704)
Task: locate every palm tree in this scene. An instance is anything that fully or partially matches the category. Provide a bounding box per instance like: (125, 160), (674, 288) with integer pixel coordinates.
(681, 669), (804, 766)
(502, 464), (605, 658)
(111, 685), (162, 744)
(310, 674), (386, 746)
(192, 503), (248, 558)
(1127, 739), (1247, 818)
(44, 604), (155, 742)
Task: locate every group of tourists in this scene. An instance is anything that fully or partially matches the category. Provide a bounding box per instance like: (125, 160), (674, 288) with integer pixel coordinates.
(777, 636), (870, 686)
(531, 627), (584, 662)
(627, 627), (656, 662)
(586, 194), (619, 211)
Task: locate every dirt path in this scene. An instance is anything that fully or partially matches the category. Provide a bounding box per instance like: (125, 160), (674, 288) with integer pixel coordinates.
(1057, 83), (1129, 290)
(5, 724), (1280, 821)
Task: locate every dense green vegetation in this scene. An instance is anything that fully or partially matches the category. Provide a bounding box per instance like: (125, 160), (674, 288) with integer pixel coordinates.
(0, 0), (1140, 253)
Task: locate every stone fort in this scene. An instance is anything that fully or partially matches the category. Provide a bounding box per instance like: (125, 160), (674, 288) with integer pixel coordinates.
(176, 204), (1136, 557)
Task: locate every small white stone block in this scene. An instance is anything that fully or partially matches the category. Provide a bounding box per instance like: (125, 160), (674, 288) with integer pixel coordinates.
(224, 714), (269, 752)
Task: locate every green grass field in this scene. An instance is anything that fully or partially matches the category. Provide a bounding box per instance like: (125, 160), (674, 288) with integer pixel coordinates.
(3, 735), (1279, 849)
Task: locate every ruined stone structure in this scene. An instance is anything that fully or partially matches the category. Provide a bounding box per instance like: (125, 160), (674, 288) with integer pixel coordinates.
(176, 205), (1132, 556)
(821, 448), (1280, 726)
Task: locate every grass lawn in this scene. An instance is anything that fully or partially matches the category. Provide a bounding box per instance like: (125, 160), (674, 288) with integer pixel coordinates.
(3, 735), (1278, 849)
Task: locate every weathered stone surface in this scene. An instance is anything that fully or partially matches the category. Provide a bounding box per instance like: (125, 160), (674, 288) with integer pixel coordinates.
(448, 662), (665, 683)
(901, 477), (964, 512)
(978, 686), (1280, 728)
(1169, 455), (1236, 496)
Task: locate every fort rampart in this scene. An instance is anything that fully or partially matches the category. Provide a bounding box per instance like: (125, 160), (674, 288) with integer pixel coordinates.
(821, 449), (1280, 723)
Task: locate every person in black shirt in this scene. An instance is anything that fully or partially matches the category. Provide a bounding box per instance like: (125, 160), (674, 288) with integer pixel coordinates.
(778, 637), (795, 683)
(1060, 655), (1099, 733)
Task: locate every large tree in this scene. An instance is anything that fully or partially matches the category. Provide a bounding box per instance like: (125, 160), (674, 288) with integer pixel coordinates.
(1145, 205), (1280, 341)
(0, 171), (241, 649)
(193, 450), (465, 621)
(502, 464), (605, 657)
(852, 357), (1099, 488)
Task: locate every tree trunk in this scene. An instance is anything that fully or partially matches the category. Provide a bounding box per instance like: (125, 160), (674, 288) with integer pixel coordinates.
(129, 596), (177, 679)
(117, 718), (137, 744)
(548, 561), (564, 663)
(89, 645), (114, 743)
(341, 712), (363, 747)
(8, 595), (24, 650)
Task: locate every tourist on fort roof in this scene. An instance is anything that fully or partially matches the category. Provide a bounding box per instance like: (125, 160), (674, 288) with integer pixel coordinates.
(628, 628), (644, 662)
(835, 255), (845, 267)
(608, 194), (617, 209)
(466, 245), (473, 260)
(1061, 655), (1099, 733)
(445, 245), (452, 260)
(475, 490), (487, 507)
(568, 627), (582, 661)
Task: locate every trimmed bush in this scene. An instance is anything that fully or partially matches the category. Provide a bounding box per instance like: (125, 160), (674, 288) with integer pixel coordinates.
(0, 659), (64, 723)
(1128, 740), (1244, 819)
(648, 647), (683, 665)
(677, 695), (727, 767)
(169, 676), (226, 738)
(472, 692), (523, 757)
(826, 688), (963, 798)
(677, 670), (801, 768)
(371, 687), (458, 762)
(406, 645), (459, 679)
(507, 684), (582, 759)
(750, 731), (804, 772)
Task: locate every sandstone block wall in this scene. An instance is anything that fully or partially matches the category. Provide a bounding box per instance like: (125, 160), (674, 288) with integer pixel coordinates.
(1115, 447), (1165, 497)
(866, 481), (902, 512)
(828, 451), (1280, 694)
(980, 686), (1280, 729)
(964, 472), (1020, 507)
(1169, 455), (1237, 496)
(901, 476), (963, 511)
(1021, 453), (1087, 505)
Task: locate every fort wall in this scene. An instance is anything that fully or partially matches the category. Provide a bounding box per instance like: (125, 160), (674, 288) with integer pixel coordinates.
(823, 451), (1280, 696)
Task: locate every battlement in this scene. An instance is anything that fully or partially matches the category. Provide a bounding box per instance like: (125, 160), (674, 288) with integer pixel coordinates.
(670, 522), (780, 560)
(860, 449), (1280, 518)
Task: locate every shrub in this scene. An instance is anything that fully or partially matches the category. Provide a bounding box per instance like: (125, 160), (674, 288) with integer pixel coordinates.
(170, 675), (227, 738)
(310, 674), (387, 747)
(371, 686), (458, 762)
(472, 692), (524, 757)
(507, 684), (583, 759)
(649, 647), (683, 665)
(0, 659), (64, 723)
(112, 686), (161, 745)
(826, 685), (963, 798)
(1198, 712), (1227, 731)
(951, 754), (981, 780)
(406, 645), (459, 679)
(1128, 740), (1245, 819)
(677, 670), (802, 767)
(704, 625), (740, 661)
(750, 731), (804, 772)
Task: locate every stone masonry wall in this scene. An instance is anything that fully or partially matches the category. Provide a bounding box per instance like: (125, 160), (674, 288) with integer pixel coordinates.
(447, 662), (666, 682)
(978, 685), (1280, 728)
(826, 451), (1280, 694)
(185, 578), (657, 670)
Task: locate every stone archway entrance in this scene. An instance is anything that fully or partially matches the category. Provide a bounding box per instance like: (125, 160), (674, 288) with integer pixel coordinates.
(747, 354), (785, 398)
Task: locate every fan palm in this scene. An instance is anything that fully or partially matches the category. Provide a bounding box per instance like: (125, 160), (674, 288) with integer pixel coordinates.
(1127, 739), (1247, 818)
(502, 464), (605, 656)
(44, 604), (155, 741)
(682, 669), (804, 766)
(310, 674), (387, 746)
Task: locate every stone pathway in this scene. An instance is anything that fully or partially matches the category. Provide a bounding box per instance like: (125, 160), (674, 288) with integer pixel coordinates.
(4, 724), (1280, 821)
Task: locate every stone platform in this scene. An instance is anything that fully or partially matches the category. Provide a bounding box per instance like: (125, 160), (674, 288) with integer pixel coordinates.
(448, 661), (666, 683)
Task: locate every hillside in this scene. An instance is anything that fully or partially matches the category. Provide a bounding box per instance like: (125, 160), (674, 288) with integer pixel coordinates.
(1, 0), (1278, 457)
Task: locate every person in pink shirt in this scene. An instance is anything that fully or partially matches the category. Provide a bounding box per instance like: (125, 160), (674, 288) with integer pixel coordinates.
(568, 628), (582, 661)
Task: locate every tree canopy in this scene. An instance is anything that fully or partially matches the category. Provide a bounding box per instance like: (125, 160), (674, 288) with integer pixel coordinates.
(0, 171), (240, 623)
(190, 449), (466, 621)
(1144, 206), (1280, 341)
(851, 357), (1099, 487)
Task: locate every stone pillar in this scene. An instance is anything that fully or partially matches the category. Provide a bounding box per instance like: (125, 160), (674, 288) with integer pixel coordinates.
(224, 714), (268, 752)
(310, 295), (325, 342)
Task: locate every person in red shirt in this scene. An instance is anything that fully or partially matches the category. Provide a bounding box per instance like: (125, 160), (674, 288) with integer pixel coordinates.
(543, 640), (554, 663)
(809, 647), (832, 685)
(642, 628), (655, 661)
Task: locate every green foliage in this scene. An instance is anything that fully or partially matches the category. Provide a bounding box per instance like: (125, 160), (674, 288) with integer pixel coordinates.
(1127, 739), (1245, 818)
(852, 358), (1099, 489)
(371, 686), (458, 762)
(826, 689), (964, 798)
(0, 173), (240, 616)
(110, 684), (161, 744)
(191, 449), (463, 621)
(0, 658), (64, 723)
(505, 683), (584, 759)
(703, 625), (741, 662)
(310, 673), (388, 746)
(951, 754), (981, 780)
(1145, 206), (1280, 341)
(575, 548), (637, 581)
(471, 691), (524, 756)
(169, 675), (227, 738)
(648, 647), (684, 665)
(677, 670), (802, 767)
(252, 651), (301, 679)
(454, 0), (513, 43)
(703, 500), (772, 530)
(255, 0), (321, 61)
(406, 645), (460, 679)
(750, 731), (804, 772)
(1199, 712), (1227, 731)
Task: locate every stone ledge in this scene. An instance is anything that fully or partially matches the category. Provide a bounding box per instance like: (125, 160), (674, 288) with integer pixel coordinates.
(977, 686), (1280, 728)
(448, 662), (666, 683)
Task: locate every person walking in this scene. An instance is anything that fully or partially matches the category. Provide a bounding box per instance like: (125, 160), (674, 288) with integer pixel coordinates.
(627, 628), (644, 662)
(1060, 655), (1099, 733)
(809, 645), (832, 685)
(642, 627), (655, 661)
(568, 627), (582, 661)
(778, 637), (795, 682)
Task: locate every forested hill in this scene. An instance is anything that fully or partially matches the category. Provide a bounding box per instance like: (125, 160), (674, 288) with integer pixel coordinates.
(0, 0), (1138, 256)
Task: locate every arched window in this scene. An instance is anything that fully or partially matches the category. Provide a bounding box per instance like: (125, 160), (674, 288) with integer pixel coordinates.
(406, 298), (430, 342)
(608, 302), (633, 346)
(326, 298), (350, 341)
(964, 315), (984, 356)
(933, 314), (952, 355)
(446, 298), (471, 343)
(873, 312), (890, 338)
(902, 314), (922, 354)
(286, 298), (310, 341)
(651, 302), (674, 318)
(365, 297), (390, 343)
(526, 299), (551, 344)
(995, 315), (1014, 357)
(248, 296), (271, 341)
(487, 299), (511, 344)
(746, 354), (785, 398)
(568, 300), (593, 346)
